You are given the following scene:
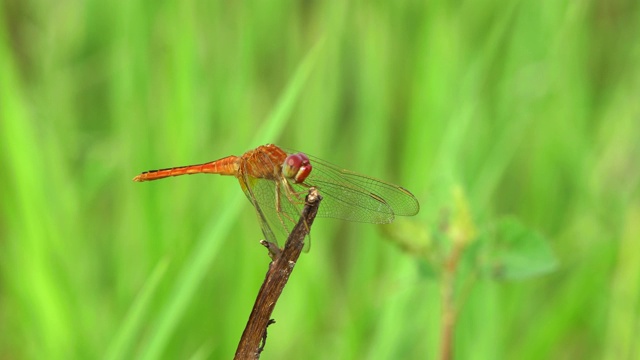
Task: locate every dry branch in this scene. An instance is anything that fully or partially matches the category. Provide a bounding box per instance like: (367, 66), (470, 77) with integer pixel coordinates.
(234, 188), (322, 360)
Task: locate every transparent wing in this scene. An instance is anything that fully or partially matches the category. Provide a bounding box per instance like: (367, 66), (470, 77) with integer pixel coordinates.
(288, 151), (420, 224)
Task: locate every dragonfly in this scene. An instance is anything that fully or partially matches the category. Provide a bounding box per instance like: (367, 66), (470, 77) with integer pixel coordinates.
(133, 144), (419, 248)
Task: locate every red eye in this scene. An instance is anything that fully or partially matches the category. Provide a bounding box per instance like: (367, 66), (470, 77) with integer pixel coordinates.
(287, 154), (302, 168)
(283, 153), (312, 183)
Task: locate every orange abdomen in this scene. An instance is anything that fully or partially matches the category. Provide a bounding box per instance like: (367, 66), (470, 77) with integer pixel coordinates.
(133, 155), (240, 182)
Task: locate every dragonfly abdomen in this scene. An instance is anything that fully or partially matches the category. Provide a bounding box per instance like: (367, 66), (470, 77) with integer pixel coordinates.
(133, 156), (240, 181)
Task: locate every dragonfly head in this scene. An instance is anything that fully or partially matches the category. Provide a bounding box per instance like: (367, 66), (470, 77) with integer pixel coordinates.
(283, 152), (312, 183)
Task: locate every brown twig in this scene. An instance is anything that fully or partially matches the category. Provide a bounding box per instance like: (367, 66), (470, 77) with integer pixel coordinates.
(234, 188), (322, 360)
(440, 241), (464, 360)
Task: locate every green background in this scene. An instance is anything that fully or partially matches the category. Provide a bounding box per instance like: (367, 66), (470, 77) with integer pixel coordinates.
(1, 1), (639, 359)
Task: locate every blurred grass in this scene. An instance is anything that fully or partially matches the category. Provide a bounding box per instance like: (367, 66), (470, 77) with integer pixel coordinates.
(1, 1), (639, 359)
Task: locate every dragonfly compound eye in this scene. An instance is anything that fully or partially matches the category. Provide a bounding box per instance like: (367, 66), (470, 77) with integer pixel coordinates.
(283, 153), (312, 183)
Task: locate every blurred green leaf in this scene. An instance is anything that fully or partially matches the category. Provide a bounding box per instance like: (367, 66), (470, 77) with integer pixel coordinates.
(482, 217), (558, 281)
(106, 258), (169, 360)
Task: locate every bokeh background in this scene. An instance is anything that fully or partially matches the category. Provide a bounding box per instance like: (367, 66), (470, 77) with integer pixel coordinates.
(1, 1), (639, 359)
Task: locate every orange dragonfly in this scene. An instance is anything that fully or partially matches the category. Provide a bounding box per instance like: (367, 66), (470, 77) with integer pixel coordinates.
(133, 144), (419, 247)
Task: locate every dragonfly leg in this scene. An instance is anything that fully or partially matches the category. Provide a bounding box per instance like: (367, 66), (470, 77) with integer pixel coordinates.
(283, 180), (309, 203)
(281, 180), (312, 238)
(274, 182), (297, 233)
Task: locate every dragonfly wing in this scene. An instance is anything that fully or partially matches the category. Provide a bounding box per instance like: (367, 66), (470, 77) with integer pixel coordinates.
(295, 153), (420, 224)
(239, 174), (281, 246)
(290, 178), (395, 223)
